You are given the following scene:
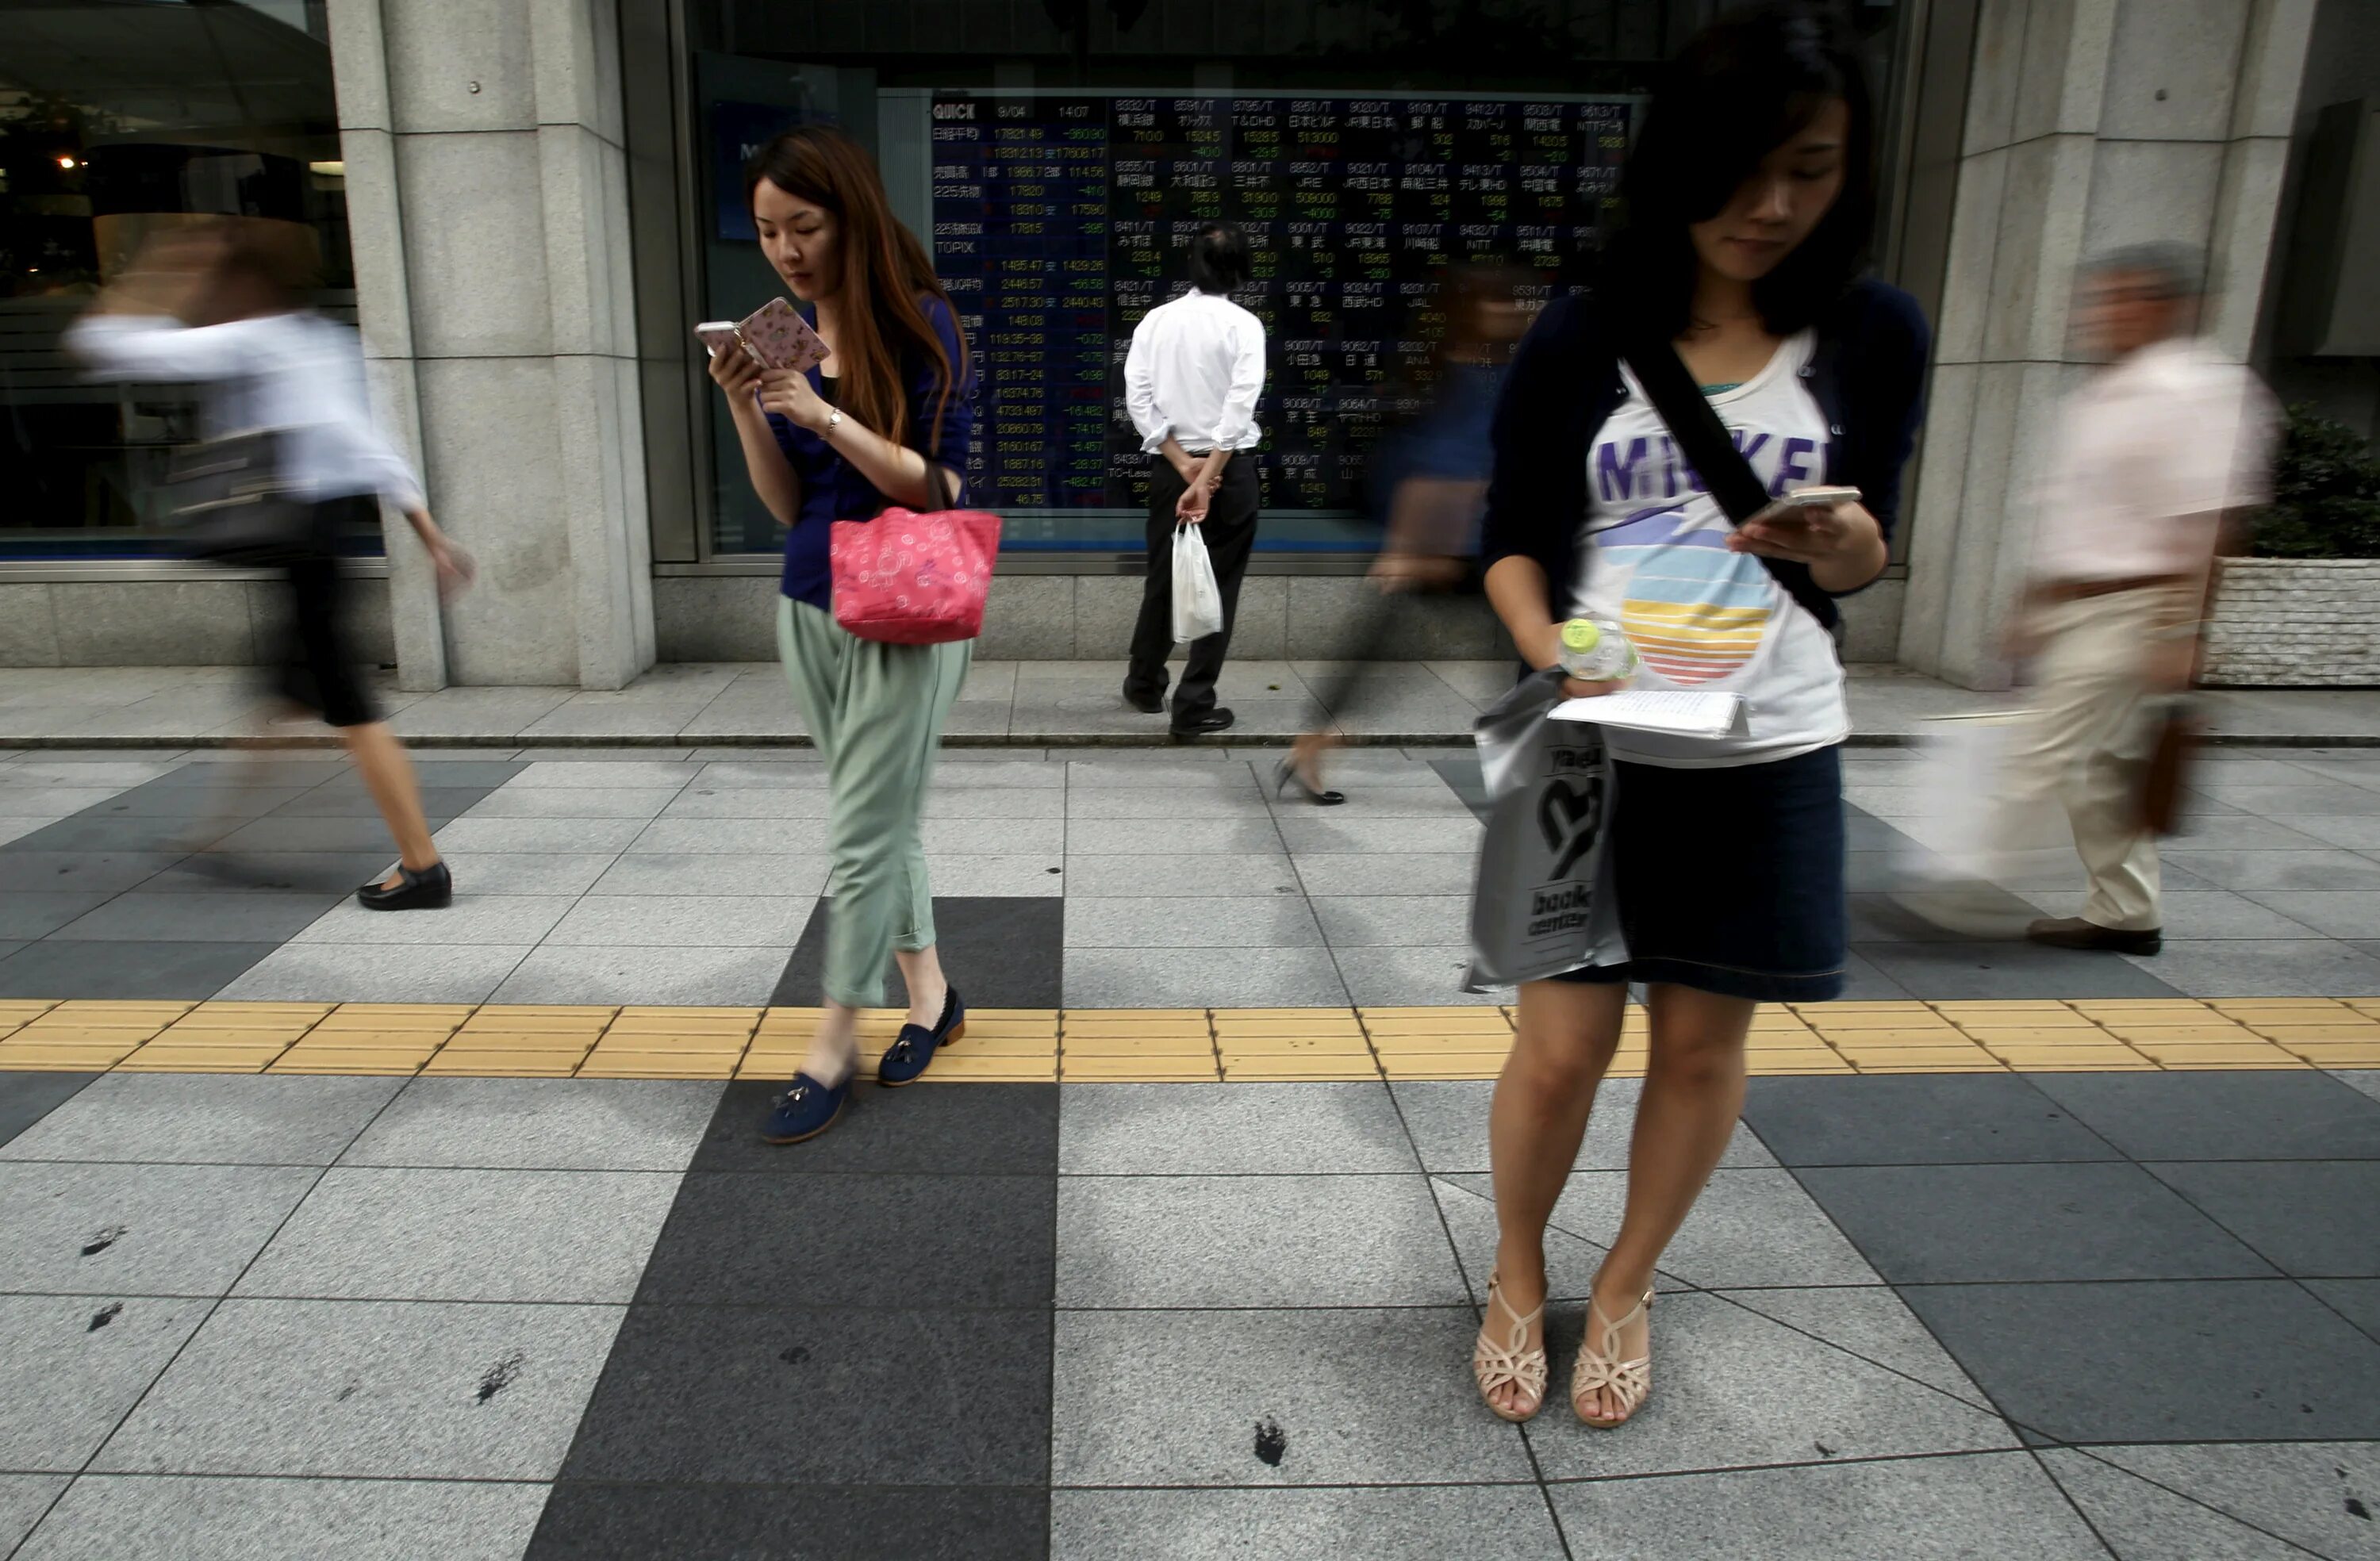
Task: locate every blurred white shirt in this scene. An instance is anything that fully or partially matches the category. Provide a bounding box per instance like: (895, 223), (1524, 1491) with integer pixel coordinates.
(2029, 336), (2278, 586)
(65, 310), (427, 512)
(1123, 289), (1266, 454)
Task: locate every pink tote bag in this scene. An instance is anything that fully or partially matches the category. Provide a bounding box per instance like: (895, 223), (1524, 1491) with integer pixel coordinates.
(829, 467), (1001, 644)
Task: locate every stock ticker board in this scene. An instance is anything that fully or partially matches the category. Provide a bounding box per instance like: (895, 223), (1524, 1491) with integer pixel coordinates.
(928, 92), (1637, 531)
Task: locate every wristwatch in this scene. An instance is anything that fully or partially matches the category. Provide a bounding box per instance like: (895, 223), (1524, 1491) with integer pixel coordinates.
(821, 408), (843, 439)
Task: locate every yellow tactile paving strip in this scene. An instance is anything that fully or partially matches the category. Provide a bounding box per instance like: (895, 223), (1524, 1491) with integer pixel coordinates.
(1, 999), (2378, 1080)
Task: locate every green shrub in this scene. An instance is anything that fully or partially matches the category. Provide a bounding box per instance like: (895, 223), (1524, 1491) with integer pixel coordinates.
(2249, 405), (2380, 559)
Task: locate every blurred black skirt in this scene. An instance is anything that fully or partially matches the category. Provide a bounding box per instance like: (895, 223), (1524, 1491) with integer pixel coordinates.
(1554, 744), (1847, 1003)
(267, 497), (380, 730)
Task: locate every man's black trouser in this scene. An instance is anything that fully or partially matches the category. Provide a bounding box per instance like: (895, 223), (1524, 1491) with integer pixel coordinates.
(1123, 452), (1259, 721)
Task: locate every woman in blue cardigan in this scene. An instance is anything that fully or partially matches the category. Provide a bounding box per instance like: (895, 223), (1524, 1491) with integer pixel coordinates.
(1468, 3), (1930, 1428)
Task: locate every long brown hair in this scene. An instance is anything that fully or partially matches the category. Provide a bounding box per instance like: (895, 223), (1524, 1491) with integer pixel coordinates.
(743, 127), (965, 457)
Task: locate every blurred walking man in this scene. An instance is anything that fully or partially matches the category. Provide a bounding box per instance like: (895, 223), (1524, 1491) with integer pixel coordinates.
(1120, 221), (1266, 738)
(2002, 244), (2278, 954)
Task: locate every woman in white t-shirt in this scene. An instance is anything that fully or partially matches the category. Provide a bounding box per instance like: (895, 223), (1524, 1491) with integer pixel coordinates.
(1465, 2), (1930, 1429)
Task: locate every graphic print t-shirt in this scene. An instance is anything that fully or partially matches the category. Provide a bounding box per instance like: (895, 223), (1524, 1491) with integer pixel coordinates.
(1570, 331), (1848, 768)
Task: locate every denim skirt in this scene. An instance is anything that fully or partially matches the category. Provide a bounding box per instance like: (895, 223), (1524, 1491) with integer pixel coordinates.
(1554, 743), (1847, 1003)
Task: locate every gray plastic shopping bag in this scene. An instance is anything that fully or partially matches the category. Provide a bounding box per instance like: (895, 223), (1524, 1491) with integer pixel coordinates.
(1464, 669), (1629, 990)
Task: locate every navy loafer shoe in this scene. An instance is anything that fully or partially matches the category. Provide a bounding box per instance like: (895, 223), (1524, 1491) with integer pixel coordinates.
(877, 988), (966, 1087)
(759, 1072), (850, 1144)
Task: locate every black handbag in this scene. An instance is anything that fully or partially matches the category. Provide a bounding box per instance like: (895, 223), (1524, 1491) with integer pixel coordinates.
(165, 428), (315, 566)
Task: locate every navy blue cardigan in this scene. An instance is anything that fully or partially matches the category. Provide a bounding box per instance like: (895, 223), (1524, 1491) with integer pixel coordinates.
(1480, 277), (1932, 631)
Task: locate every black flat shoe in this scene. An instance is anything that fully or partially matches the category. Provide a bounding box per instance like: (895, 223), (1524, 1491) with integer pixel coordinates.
(1273, 756), (1345, 805)
(1170, 707), (1235, 738)
(1122, 682), (1165, 714)
(2025, 917), (2161, 956)
(357, 860), (453, 911)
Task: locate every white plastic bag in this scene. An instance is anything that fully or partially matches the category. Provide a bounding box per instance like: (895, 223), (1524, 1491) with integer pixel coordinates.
(1169, 522), (1224, 642)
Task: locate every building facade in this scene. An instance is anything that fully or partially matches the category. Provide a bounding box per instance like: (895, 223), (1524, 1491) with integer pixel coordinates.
(0, 0), (2355, 689)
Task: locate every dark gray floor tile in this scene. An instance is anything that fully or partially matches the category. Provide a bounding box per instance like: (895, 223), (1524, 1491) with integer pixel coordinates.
(0, 853), (190, 895)
(0, 893), (111, 940)
(557, 1305), (1051, 1486)
(0, 1072), (95, 1150)
(1852, 941), (2181, 999)
(2076, 1440), (2380, 1561)
(1847, 892), (2036, 944)
(4, 815), (240, 855)
(263, 786), (491, 819)
(528, 1482), (1047, 1561)
(2029, 1070), (2380, 1160)
(689, 1080), (1059, 1177)
(0, 939), (276, 999)
(401, 761), (533, 788)
(1795, 1163), (2275, 1283)
(770, 896), (1063, 1009)
(1744, 1075), (2121, 1166)
(1837, 949), (1914, 1000)
(46, 892), (339, 944)
(133, 853), (397, 895)
(1899, 1279), (2380, 1443)
(2148, 1161), (2380, 1277)
(210, 817), (409, 853)
(71, 784), (313, 819)
(633, 1171), (1054, 1307)
(2309, 1279), (2380, 1340)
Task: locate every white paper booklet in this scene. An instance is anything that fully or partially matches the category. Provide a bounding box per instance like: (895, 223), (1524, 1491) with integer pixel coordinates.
(1549, 690), (1748, 738)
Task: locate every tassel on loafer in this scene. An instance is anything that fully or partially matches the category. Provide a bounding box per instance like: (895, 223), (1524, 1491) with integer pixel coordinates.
(877, 988), (966, 1087)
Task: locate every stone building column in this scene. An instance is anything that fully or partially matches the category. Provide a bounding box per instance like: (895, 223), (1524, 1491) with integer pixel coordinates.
(325, 0), (654, 690)
(1895, 0), (2318, 689)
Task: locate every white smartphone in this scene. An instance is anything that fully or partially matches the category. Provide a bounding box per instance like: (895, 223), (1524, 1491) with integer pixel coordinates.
(1748, 485), (1862, 526)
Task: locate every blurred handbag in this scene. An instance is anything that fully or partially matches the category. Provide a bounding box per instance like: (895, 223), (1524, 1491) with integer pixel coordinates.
(831, 464), (1001, 645)
(2136, 695), (2198, 836)
(165, 427), (314, 567)
(1464, 669), (1630, 989)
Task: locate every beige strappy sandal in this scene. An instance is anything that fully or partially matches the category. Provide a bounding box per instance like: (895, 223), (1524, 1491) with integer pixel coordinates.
(1572, 1285), (1653, 1429)
(1472, 1274), (1549, 1423)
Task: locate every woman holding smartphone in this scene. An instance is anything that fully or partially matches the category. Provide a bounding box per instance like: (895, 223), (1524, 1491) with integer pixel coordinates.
(708, 126), (975, 1145)
(1468, 2), (1929, 1426)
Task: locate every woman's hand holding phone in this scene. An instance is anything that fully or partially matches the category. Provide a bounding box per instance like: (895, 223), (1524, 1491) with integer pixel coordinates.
(757, 369), (829, 432)
(705, 339), (763, 405)
(1726, 485), (1876, 565)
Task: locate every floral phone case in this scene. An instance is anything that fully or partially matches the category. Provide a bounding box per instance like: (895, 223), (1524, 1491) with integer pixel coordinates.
(735, 297), (827, 373)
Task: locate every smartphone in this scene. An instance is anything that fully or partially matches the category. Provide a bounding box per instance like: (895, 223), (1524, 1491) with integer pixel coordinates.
(691, 297), (830, 374)
(1748, 485), (1862, 527)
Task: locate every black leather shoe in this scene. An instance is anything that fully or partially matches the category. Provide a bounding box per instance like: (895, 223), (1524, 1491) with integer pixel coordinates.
(357, 860), (454, 911)
(1170, 708), (1235, 738)
(1122, 683), (1165, 714)
(2025, 917), (2161, 956)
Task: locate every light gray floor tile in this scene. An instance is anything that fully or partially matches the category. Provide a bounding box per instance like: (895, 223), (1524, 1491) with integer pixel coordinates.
(2162, 850), (2380, 892)
(434, 853), (617, 896)
(0, 785), (139, 815)
(1394, 1078), (1776, 1176)
(2036, 1449), (2307, 1561)
(1528, 1291), (2017, 1481)
(1441, 1168), (1878, 1290)
(2197, 783), (2380, 815)
(587, 852), (831, 896)
(432, 817), (649, 854)
(2265, 814), (2380, 850)
(919, 817), (1065, 855)
(1062, 854), (1304, 897)
(288, 896), (577, 947)
(0, 1162), (316, 1295)
(921, 854), (1068, 896)
(919, 788), (1068, 819)
(658, 785), (835, 819)
(459, 786), (686, 819)
(1550, 1451), (2101, 1559)
(2017, 889), (2320, 939)
(91, 1298), (622, 1479)
(921, 757), (1070, 788)
(695, 761), (845, 788)
(13, 1476), (551, 1561)
(1063, 760), (1257, 788)
(542, 895), (813, 948)
(2084, 1440), (2380, 1561)
(342, 1079), (720, 1172)
(236, 1168), (680, 1303)
(1064, 946), (1349, 1007)
(2236, 891), (2380, 939)
(2127, 938), (2380, 996)
(1061, 896), (1323, 949)
(0, 1475), (66, 1555)
(1067, 819), (1285, 855)
(1294, 854), (1477, 896)
(0, 1295), (209, 1470)
(1050, 1308), (1534, 1486)
(1050, 1486), (1560, 1561)
(2335, 1070), (2380, 1105)
(217, 944), (532, 1004)
(626, 818), (836, 854)
(1431, 1175), (1609, 1304)
(489, 945), (788, 1006)
(1313, 896), (1468, 946)
(1065, 788), (1277, 819)
(1278, 818), (1483, 854)
(1334, 945), (1498, 1006)
(1057, 1176), (1464, 1306)
(0, 1075), (402, 1166)
(506, 761), (701, 788)
(1714, 1287), (1997, 1411)
(1060, 1083), (1418, 1176)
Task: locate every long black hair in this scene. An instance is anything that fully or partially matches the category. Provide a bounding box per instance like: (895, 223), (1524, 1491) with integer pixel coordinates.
(1603, 1), (1877, 338)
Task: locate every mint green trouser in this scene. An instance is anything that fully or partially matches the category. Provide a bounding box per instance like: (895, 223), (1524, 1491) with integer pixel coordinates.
(776, 597), (970, 1008)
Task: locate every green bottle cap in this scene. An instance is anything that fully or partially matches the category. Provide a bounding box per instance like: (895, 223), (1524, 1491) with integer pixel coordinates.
(1560, 619), (1602, 653)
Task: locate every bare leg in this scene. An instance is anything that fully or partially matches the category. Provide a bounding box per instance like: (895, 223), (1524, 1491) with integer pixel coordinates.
(1288, 729), (1341, 790)
(1577, 982), (1755, 1423)
(1483, 977), (1626, 1416)
(340, 721), (440, 883)
(803, 1003), (861, 1087)
(893, 945), (949, 1030)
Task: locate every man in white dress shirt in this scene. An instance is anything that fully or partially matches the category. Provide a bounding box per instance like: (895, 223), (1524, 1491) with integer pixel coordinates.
(2002, 244), (2278, 953)
(1120, 221), (1267, 737)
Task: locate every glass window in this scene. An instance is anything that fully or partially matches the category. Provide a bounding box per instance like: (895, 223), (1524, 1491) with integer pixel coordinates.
(0, 0), (361, 561)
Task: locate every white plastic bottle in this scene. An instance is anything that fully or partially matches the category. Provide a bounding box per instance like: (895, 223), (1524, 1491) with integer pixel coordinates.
(1556, 616), (1637, 681)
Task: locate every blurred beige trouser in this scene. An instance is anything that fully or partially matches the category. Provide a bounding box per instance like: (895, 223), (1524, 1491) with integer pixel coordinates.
(1997, 583), (2196, 934)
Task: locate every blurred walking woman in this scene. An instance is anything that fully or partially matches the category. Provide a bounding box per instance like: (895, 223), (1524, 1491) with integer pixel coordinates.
(1469, 2), (1928, 1426)
(710, 127), (975, 1144)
